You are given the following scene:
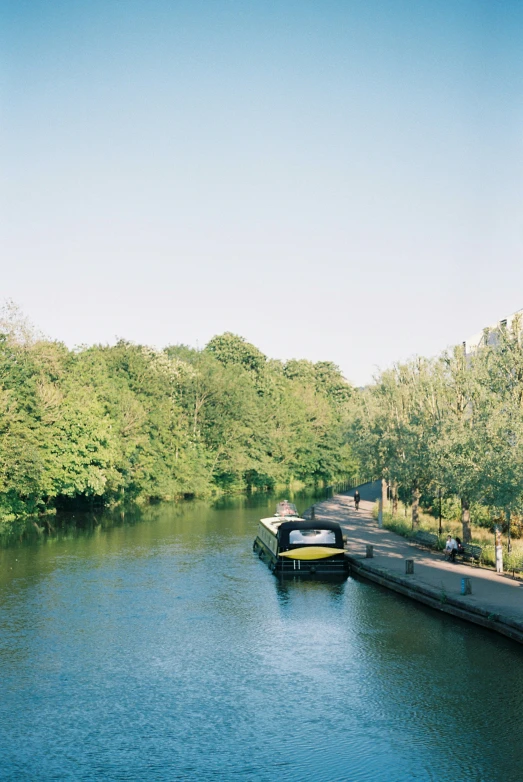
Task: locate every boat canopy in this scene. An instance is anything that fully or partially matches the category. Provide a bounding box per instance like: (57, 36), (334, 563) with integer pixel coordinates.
(277, 520), (344, 550)
(276, 501), (299, 518)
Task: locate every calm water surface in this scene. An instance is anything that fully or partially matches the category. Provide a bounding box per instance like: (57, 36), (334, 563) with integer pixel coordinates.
(1, 494), (522, 782)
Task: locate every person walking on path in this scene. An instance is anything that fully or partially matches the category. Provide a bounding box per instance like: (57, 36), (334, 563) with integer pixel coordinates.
(354, 490), (360, 511)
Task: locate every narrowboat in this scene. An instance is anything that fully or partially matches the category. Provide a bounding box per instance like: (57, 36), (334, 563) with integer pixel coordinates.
(253, 500), (348, 575)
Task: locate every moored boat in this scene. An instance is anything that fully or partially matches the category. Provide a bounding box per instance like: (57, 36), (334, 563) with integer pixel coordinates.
(253, 501), (348, 575)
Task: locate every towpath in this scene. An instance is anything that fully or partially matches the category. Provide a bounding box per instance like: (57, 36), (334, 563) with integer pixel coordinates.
(312, 486), (523, 644)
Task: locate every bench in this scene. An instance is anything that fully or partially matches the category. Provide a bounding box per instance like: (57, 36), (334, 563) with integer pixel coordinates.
(509, 557), (523, 578)
(458, 543), (482, 566)
(413, 531), (439, 550)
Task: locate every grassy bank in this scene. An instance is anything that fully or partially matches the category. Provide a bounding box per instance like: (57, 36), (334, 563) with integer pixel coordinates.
(373, 502), (523, 572)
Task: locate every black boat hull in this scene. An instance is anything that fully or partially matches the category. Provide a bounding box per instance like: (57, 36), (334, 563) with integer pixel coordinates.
(253, 537), (348, 576)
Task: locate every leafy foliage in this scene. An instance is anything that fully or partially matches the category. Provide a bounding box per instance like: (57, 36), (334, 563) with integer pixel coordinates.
(0, 317), (357, 521)
(353, 320), (523, 538)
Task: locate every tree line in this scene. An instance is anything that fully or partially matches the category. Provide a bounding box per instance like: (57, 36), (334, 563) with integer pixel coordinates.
(352, 318), (523, 543)
(5, 301), (519, 535)
(0, 306), (356, 522)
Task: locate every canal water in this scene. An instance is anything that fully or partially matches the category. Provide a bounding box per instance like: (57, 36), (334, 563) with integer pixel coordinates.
(1, 494), (522, 782)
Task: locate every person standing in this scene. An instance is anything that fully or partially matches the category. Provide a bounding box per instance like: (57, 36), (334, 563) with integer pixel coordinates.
(354, 490), (360, 510)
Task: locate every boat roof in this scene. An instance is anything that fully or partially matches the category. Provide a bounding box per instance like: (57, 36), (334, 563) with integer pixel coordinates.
(259, 516), (292, 533)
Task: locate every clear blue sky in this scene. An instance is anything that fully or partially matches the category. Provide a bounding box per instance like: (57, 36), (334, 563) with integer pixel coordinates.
(1, 0), (522, 385)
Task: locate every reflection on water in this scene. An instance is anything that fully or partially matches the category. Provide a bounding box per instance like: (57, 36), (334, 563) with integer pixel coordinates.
(1, 493), (523, 782)
(275, 575), (347, 608)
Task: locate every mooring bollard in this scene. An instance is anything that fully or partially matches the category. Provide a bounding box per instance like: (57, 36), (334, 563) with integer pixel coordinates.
(366, 544), (374, 558)
(405, 559), (414, 574)
(461, 577), (472, 595)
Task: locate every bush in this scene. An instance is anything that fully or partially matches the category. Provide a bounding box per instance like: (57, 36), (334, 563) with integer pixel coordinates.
(383, 514), (414, 539)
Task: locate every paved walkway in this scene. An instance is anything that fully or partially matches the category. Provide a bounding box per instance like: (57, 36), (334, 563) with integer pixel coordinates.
(314, 491), (523, 643)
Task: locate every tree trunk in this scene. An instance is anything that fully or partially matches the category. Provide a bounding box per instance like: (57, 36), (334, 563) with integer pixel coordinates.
(392, 482), (398, 516)
(461, 498), (471, 543)
(495, 525), (503, 573)
(506, 508), (511, 553)
(412, 487), (420, 528)
(382, 478), (388, 519)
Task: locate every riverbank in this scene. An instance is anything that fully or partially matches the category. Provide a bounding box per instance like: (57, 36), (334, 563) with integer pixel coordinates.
(312, 485), (523, 646)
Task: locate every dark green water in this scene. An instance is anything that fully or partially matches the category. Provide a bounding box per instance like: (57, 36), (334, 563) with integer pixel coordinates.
(1, 493), (522, 782)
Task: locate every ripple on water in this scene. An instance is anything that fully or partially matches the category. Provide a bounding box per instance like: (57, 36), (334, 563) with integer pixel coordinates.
(1, 502), (523, 782)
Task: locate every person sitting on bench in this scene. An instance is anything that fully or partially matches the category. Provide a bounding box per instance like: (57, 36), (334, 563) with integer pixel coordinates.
(444, 535), (458, 562)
